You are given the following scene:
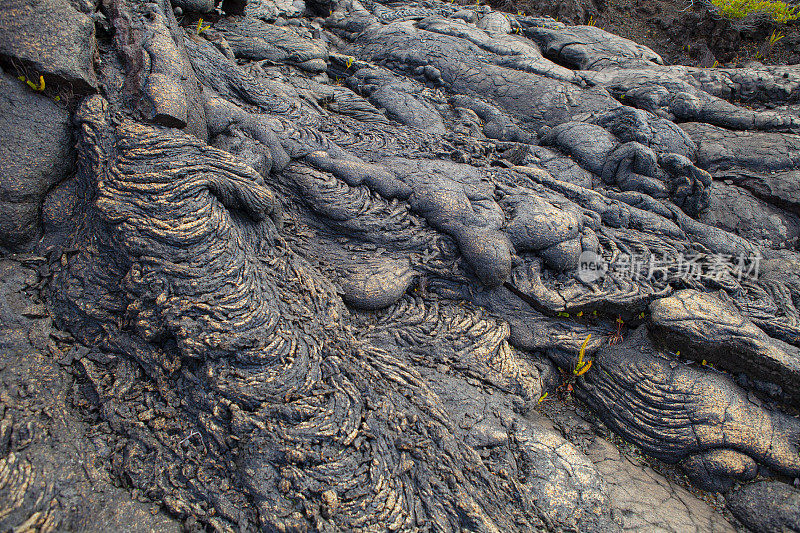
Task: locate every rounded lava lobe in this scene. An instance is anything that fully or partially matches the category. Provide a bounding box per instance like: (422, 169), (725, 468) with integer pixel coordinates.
(457, 229), (513, 287)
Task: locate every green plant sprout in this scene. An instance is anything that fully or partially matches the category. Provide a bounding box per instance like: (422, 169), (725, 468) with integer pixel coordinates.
(197, 18), (211, 34)
(574, 334), (593, 376)
(18, 74), (45, 92)
(769, 29), (786, 45)
(537, 392), (549, 403)
(712, 0), (799, 23)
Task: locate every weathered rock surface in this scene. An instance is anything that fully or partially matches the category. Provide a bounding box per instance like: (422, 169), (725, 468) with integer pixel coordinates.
(537, 407), (737, 532)
(0, 69), (73, 248)
(0, 258), (181, 532)
(2, 0), (800, 530)
(727, 481), (800, 533)
(171, 0), (214, 13)
(0, 0), (97, 90)
(569, 327), (800, 493)
(104, 0), (207, 137)
(649, 289), (800, 405)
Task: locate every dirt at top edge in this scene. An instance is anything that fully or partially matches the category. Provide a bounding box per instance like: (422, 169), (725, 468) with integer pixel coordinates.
(486, 0), (800, 66)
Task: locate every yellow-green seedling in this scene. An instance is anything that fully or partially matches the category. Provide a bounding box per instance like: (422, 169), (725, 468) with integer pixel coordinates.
(537, 392), (549, 404)
(574, 334), (593, 376)
(197, 18), (211, 34)
(769, 29), (785, 45)
(19, 75), (45, 91)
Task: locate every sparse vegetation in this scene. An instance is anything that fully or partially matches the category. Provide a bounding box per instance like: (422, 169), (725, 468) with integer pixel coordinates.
(755, 29), (786, 58)
(768, 29), (786, 45)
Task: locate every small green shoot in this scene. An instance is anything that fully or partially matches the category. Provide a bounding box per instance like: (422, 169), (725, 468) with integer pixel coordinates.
(609, 315), (624, 345)
(197, 18), (211, 34)
(19, 75), (45, 92)
(537, 392), (549, 403)
(574, 334), (593, 376)
(769, 29), (785, 45)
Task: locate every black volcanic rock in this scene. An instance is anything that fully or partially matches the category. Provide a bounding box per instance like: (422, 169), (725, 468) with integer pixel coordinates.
(728, 481), (800, 533)
(3, 0), (800, 531)
(0, 69), (73, 248)
(0, 0), (97, 91)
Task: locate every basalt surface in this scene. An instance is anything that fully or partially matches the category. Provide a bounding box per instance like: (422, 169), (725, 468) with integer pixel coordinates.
(1, 0), (800, 531)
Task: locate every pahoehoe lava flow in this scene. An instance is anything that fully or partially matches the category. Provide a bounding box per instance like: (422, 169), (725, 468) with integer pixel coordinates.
(1, 0), (800, 531)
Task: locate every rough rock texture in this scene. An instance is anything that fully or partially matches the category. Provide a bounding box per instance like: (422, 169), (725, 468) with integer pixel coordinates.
(537, 407), (737, 532)
(103, 0), (207, 137)
(2, 0), (800, 531)
(727, 481), (800, 533)
(0, 0), (97, 90)
(649, 289), (800, 405)
(0, 258), (181, 532)
(569, 326), (800, 493)
(0, 69), (73, 248)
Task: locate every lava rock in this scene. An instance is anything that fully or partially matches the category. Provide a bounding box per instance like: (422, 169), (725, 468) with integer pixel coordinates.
(0, 0), (97, 91)
(0, 69), (73, 248)
(727, 481), (800, 533)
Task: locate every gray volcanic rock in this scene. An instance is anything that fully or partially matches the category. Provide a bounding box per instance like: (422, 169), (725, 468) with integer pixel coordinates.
(4, 0), (800, 530)
(242, 0), (306, 20)
(568, 326), (800, 489)
(683, 121), (800, 215)
(171, 0), (215, 12)
(212, 16), (329, 69)
(0, 0), (97, 91)
(701, 181), (800, 249)
(104, 0), (207, 137)
(727, 481), (800, 533)
(649, 289), (800, 405)
(0, 70), (73, 248)
(0, 258), (181, 533)
(537, 408), (738, 531)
